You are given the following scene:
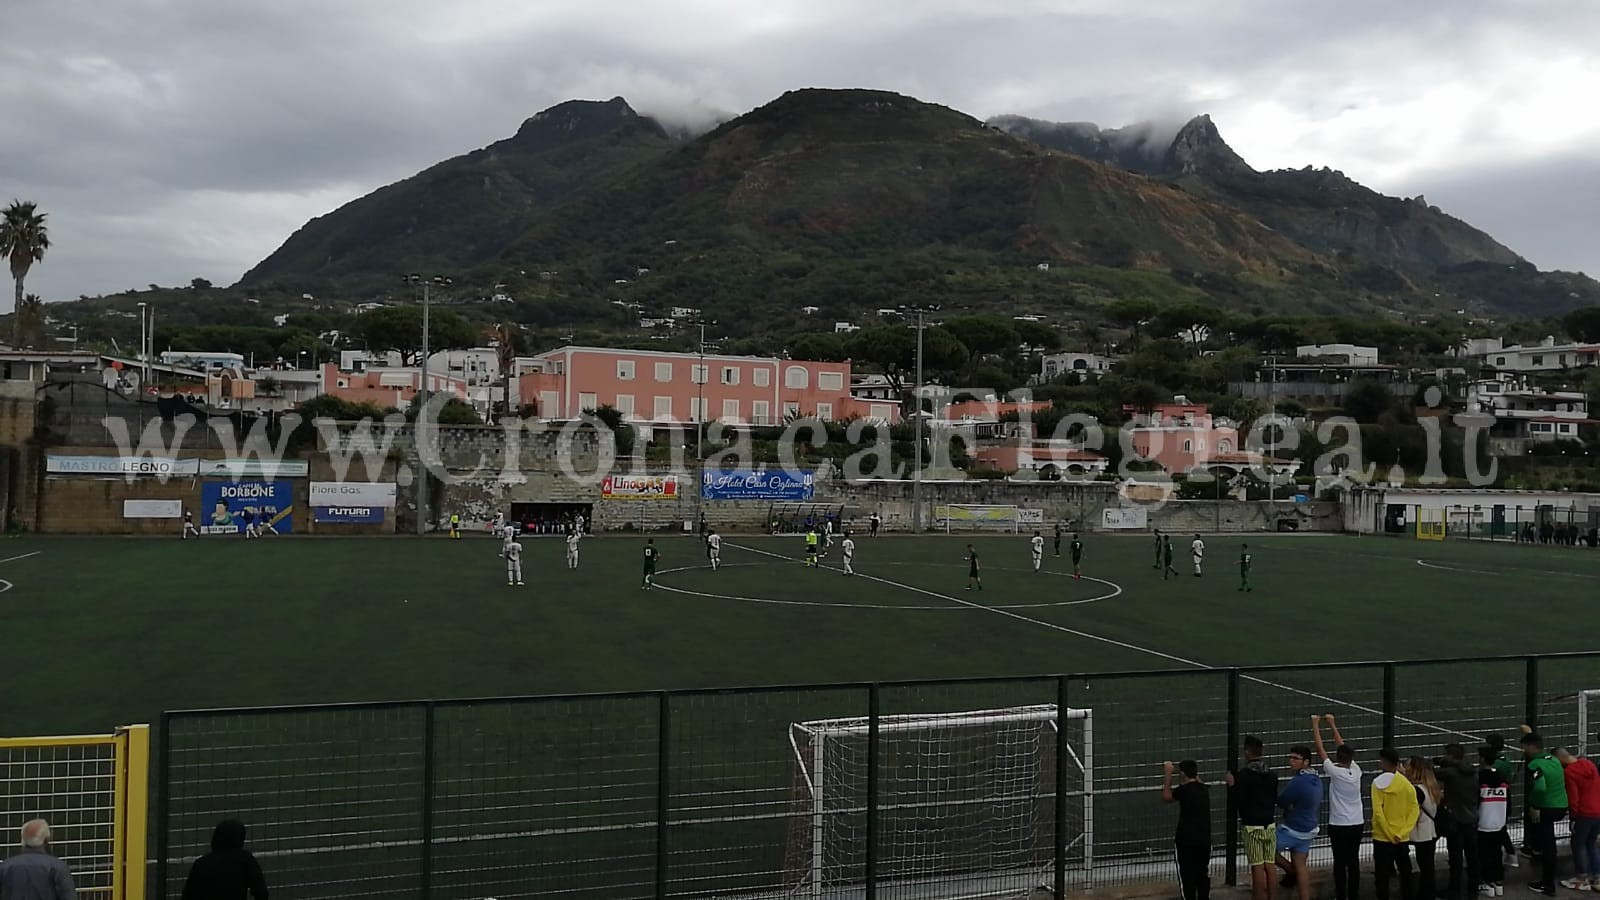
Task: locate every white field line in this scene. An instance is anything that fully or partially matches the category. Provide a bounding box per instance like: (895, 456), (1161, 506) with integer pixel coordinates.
(650, 561), (1121, 610)
(726, 541), (1480, 742)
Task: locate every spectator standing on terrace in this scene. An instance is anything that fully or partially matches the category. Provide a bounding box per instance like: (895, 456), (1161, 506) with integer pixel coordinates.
(1314, 715), (1364, 900)
(1478, 746), (1510, 897)
(1485, 734), (1518, 869)
(1276, 742), (1322, 900)
(1556, 746), (1600, 890)
(1372, 747), (1420, 900)
(0, 819), (77, 900)
(1163, 759), (1211, 900)
(181, 819), (268, 900)
(1520, 730), (1568, 895)
(1434, 743), (1481, 900)
(1226, 735), (1279, 900)
(1402, 757), (1442, 900)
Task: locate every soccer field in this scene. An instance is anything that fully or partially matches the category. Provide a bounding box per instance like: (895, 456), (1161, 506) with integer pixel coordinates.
(7, 531), (1600, 899)
(3, 530), (1598, 736)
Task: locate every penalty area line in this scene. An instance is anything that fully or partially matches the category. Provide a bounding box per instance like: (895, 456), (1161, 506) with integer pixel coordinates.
(726, 541), (1479, 742)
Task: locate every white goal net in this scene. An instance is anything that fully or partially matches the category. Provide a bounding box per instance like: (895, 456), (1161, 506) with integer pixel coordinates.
(932, 505), (1043, 534)
(785, 704), (1093, 898)
(1580, 690), (1600, 756)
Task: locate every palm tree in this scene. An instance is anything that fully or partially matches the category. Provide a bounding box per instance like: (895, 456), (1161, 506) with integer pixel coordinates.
(13, 293), (43, 348)
(0, 201), (50, 347)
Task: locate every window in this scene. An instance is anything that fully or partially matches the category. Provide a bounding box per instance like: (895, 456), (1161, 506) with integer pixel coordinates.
(1182, 439), (1193, 453)
(784, 402), (800, 420)
(785, 366), (808, 389)
(816, 402), (833, 421)
(336, 378), (349, 388)
(617, 360), (635, 380)
(1559, 354), (1568, 366)
(817, 372), (843, 391)
(753, 368), (772, 387)
(539, 391), (559, 416)
(653, 396), (673, 419)
(1219, 439), (1233, 453)
(691, 364), (708, 385)
(721, 366), (740, 386)
(1558, 423), (1573, 434)
(1533, 355), (1544, 366)
(654, 362), (673, 382)
(1495, 357), (1506, 367)
(752, 400), (770, 425)
(870, 403), (894, 420)
(615, 394), (634, 416)
(722, 399), (740, 421)
(579, 392), (598, 411)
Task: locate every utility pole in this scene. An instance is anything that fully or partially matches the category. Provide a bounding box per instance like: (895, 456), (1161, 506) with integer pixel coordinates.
(406, 274), (451, 536)
(694, 320), (711, 531)
(137, 301), (148, 387)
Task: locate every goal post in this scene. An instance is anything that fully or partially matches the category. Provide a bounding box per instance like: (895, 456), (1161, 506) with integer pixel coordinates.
(933, 505), (1044, 534)
(785, 703), (1093, 897)
(1579, 690), (1600, 757)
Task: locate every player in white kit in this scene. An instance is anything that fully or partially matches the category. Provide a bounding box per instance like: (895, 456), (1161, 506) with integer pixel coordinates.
(1030, 530), (1044, 572)
(565, 530), (581, 570)
(504, 540), (524, 586)
(840, 532), (856, 575)
(181, 510), (200, 539)
(705, 528), (722, 571)
(1190, 534), (1205, 577)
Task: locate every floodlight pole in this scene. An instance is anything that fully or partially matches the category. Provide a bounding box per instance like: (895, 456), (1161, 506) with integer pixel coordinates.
(912, 308), (925, 533)
(408, 274), (451, 536)
(694, 320), (709, 530)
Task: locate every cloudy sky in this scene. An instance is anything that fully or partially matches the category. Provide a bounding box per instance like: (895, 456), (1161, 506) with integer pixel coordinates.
(4, 0), (1598, 305)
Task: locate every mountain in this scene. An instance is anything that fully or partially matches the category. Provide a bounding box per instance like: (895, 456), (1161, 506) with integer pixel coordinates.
(233, 89), (1600, 333)
(239, 97), (681, 288)
(988, 112), (1525, 273)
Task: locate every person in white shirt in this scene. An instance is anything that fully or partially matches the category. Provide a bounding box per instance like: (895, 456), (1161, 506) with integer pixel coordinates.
(490, 512), (505, 534)
(1190, 534), (1205, 577)
(841, 533), (856, 575)
(565, 530), (581, 570)
(504, 540), (524, 586)
(1314, 714), (1364, 900)
(181, 510), (200, 540)
(501, 524), (517, 554)
(706, 529), (723, 571)
(1029, 531), (1044, 573)
(574, 513), (585, 535)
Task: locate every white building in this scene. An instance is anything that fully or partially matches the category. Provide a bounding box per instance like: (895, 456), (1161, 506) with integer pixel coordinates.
(1482, 337), (1600, 372)
(834, 322), (860, 334)
(1453, 337), (1504, 358)
(159, 350), (245, 370)
(339, 350), (404, 371)
(1039, 351), (1117, 381)
(427, 347), (500, 388)
(851, 373), (898, 401)
(670, 306), (701, 320)
(1467, 374), (1591, 452)
(1296, 343), (1378, 366)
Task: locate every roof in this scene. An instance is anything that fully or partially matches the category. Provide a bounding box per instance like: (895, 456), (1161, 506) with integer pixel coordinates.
(536, 344), (851, 366)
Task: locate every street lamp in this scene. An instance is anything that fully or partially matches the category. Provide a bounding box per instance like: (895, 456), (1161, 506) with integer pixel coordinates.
(403, 273), (453, 536)
(901, 304), (941, 532)
(692, 319), (717, 531)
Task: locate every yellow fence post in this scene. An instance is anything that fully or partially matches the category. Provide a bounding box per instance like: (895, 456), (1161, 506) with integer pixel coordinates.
(120, 725), (150, 900)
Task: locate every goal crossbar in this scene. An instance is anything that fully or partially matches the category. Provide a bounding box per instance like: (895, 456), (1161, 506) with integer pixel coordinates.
(793, 704), (1086, 738)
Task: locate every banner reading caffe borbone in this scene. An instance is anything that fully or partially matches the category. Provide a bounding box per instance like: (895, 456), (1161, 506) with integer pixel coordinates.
(600, 474), (680, 500)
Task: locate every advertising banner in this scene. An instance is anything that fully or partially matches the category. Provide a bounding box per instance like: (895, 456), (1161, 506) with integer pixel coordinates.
(200, 480), (294, 534)
(600, 474), (679, 500)
(700, 469), (814, 501)
(309, 481), (398, 508)
(197, 458), (310, 478)
(313, 506), (385, 524)
(47, 455), (199, 477)
(122, 500), (184, 519)
(1017, 508), (1044, 525)
(934, 505), (1017, 525)
(1101, 507), (1149, 530)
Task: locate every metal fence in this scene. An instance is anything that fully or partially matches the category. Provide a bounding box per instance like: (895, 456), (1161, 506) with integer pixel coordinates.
(154, 652), (1600, 900)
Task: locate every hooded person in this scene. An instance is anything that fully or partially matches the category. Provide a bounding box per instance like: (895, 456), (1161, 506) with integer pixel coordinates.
(181, 819), (268, 900)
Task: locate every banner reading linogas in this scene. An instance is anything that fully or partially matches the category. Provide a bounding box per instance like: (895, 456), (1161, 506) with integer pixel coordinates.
(700, 469), (814, 501)
(200, 480), (295, 534)
(600, 474), (679, 500)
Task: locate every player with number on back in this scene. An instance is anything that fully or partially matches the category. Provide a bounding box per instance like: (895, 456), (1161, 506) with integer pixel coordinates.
(642, 538), (658, 590)
(565, 529), (581, 570)
(1030, 530), (1044, 573)
(1071, 533), (1084, 580)
(706, 528), (722, 571)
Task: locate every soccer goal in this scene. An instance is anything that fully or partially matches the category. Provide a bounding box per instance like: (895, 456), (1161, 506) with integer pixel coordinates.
(785, 703), (1093, 898)
(1578, 690), (1600, 756)
(933, 505), (1043, 533)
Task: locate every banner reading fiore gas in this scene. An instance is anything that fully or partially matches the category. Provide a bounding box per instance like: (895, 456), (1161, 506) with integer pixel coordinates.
(600, 474), (679, 500)
(200, 480), (295, 534)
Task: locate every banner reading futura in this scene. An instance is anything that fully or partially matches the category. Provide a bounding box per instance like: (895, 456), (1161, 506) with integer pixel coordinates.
(700, 469), (815, 501)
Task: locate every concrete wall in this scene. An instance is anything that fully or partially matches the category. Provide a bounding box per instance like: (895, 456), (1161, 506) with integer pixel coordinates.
(0, 381), (37, 530)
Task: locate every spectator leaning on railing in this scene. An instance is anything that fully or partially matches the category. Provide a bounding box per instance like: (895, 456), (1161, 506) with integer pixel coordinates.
(1163, 759), (1212, 900)
(1226, 735), (1280, 900)
(1433, 743), (1482, 900)
(1314, 715), (1365, 900)
(1520, 729), (1568, 896)
(0, 819), (77, 900)
(1556, 746), (1600, 891)
(1372, 747), (1420, 900)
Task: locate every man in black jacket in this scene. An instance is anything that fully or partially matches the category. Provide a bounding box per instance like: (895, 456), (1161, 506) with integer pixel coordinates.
(1435, 744), (1481, 900)
(182, 820), (267, 900)
(1227, 736), (1280, 900)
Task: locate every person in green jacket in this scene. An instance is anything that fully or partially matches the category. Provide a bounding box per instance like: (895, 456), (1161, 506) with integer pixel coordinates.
(1238, 543), (1253, 593)
(1521, 730), (1569, 895)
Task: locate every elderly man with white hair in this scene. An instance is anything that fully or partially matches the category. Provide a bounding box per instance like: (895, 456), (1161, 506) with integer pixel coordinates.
(0, 818), (77, 900)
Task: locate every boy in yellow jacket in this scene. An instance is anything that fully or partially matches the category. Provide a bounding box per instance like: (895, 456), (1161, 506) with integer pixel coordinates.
(1372, 747), (1421, 900)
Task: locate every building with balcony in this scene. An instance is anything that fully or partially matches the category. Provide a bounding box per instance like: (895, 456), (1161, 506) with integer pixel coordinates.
(973, 440), (1108, 479)
(1467, 375), (1593, 454)
(1228, 361), (1414, 406)
(1038, 351), (1116, 382)
(1480, 337), (1600, 373)
(1123, 399), (1276, 474)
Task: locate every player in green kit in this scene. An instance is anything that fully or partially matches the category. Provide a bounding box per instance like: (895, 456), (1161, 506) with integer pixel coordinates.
(1053, 523), (1063, 558)
(1152, 528), (1164, 569)
(1237, 543), (1252, 592)
(642, 538), (658, 589)
(965, 544), (983, 591)
(1162, 535), (1177, 580)
(1070, 533), (1084, 579)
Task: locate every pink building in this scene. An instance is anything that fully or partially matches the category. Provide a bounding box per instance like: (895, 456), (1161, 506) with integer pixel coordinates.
(516, 346), (900, 425)
(974, 441), (1109, 478)
(1125, 401), (1256, 473)
(317, 363), (468, 410)
(942, 399), (1053, 423)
